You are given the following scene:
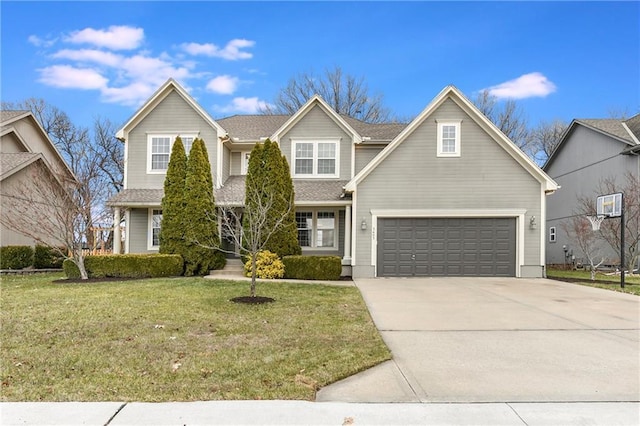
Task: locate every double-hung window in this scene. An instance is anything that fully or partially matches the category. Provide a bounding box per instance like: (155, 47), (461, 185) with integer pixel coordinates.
(549, 227), (556, 243)
(148, 134), (198, 173)
(149, 209), (163, 250)
(436, 120), (461, 157)
(295, 210), (337, 249)
(292, 139), (339, 178)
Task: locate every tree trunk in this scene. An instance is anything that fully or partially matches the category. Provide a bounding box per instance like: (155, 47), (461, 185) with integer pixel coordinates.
(590, 267), (596, 281)
(250, 253), (257, 297)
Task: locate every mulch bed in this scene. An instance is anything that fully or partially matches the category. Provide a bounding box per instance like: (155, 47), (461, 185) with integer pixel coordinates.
(230, 296), (275, 304)
(53, 277), (149, 284)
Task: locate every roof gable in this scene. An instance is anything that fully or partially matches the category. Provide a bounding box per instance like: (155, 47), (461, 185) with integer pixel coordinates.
(270, 95), (363, 144)
(1, 111), (76, 182)
(116, 79), (225, 140)
(543, 117), (639, 170)
(345, 86), (558, 192)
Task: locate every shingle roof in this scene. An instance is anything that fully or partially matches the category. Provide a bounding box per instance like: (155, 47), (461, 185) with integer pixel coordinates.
(623, 113), (640, 141)
(0, 152), (40, 179)
(216, 176), (349, 205)
(577, 119), (635, 144)
(0, 110), (29, 124)
(107, 189), (164, 207)
(217, 115), (289, 141)
(216, 114), (407, 142)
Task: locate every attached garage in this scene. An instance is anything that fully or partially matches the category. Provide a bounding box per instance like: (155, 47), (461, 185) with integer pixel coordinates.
(377, 217), (516, 277)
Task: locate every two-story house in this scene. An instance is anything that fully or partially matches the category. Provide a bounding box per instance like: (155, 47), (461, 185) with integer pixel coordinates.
(544, 114), (640, 266)
(107, 79), (557, 278)
(1, 110), (77, 246)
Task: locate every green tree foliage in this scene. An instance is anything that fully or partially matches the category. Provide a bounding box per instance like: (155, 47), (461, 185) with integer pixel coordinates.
(182, 138), (225, 275)
(244, 139), (300, 258)
(160, 137), (187, 259)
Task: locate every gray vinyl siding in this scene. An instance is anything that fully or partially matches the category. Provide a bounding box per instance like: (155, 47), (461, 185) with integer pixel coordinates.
(544, 126), (638, 265)
(353, 98), (543, 277)
(230, 151), (241, 176)
(128, 208), (158, 253)
(279, 105), (352, 180)
(126, 91), (219, 190)
(355, 145), (384, 175)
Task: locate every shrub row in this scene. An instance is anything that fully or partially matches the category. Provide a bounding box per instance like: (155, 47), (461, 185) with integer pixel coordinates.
(282, 255), (342, 280)
(1, 245), (65, 270)
(63, 254), (183, 279)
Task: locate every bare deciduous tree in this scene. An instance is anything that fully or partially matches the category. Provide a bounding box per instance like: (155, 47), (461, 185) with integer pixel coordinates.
(92, 117), (123, 193)
(561, 216), (606, 280)
(531, 119), (567, 165)
(262, 66), (393, 123)
(473, 91), (533, 156)
(0, 162), (107, 279)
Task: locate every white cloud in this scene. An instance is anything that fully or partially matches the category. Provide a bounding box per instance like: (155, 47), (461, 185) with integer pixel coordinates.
(101, 82), (157, 107)
(65, 25), (144, 50)
(28, 35), (57, 48)
(206, 75), (239, 94)
(38, 65), (108, 89)
(52, 49), (122, 67)
(483, 72), (557, 100)
(214, 97), (271, 114)
(181, 39), (255, 60)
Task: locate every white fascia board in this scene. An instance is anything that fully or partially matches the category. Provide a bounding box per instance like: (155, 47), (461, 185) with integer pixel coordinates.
(270, 95), (362, 143)
(294, 200), (353, 207)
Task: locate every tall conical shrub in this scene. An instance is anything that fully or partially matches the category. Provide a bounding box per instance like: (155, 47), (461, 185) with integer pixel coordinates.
(182, 138), (225, 275)
(160, 137), (187, 259)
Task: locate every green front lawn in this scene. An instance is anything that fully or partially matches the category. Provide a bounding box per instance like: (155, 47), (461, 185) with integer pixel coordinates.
(547, 268), (640, 296)
(0, 273), (390, 401)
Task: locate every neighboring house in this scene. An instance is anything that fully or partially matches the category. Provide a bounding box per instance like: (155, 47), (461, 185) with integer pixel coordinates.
(107, 79), (557, 278)
(543, 114), (640, 266)
(0, 110), (76, 246)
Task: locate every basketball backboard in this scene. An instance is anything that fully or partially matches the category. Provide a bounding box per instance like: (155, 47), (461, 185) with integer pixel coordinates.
(596, 192), (622, 217)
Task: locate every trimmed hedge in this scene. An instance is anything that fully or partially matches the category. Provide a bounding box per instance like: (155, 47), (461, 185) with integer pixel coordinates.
(282, 255), (342, 280)
(63, 254), (184, 279)
(34, 245), (65, 269)
(1, 246), (34, 270)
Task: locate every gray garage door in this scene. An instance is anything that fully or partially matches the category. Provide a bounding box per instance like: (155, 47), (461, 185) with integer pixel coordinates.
(378, 218), (516, 277)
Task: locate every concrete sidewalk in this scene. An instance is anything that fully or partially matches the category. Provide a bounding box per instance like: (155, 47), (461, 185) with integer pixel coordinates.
(2, 401), (639, 425)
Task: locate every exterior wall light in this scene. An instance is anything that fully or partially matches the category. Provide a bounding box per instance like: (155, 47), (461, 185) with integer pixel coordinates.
(361, 218), (367, 230)
(529, 215), (537, 229)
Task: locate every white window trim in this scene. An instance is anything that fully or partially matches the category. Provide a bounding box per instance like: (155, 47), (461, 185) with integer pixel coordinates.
(436, 120), (461, 157)
(296, 208), (339, 251)
(549, 226), (557, 243)
(240, 151), (251, 175)
(146, 133), (198, 174)
(291, 138), (340, 178)
(147, 208), (162, 251)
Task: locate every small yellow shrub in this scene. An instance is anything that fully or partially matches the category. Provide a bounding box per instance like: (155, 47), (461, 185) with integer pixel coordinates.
(244, 250), (285, 279)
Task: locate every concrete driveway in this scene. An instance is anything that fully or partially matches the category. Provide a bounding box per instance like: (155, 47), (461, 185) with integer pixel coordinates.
(317, 277), (640, 403)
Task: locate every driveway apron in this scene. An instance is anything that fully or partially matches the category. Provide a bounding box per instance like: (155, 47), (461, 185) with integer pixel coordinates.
(316, 277), (640, 403)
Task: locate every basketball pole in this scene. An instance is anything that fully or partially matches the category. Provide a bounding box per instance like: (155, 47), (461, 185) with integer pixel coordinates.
(620, 193), (625, 289)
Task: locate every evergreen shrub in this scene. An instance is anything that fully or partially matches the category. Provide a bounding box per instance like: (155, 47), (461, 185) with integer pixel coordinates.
(0, 246), (34, 269)
(282, 255), (342, 280)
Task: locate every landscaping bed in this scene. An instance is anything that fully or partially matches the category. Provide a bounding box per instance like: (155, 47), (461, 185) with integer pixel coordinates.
(1, 273), (390, 401)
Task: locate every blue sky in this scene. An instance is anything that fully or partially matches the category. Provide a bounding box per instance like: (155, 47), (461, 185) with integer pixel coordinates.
(1, 1), (638, 131)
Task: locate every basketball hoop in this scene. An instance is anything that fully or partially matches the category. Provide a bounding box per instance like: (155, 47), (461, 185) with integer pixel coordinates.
(587, 215), (606, 231)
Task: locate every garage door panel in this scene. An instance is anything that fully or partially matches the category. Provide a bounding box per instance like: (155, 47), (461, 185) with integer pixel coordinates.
(378, 217), (516, 277)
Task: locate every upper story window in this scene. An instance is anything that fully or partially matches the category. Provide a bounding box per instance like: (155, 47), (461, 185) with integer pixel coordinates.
(436, 120), (461, 157)
(292, 139), (340, 178)
(241, 152), (251, 175)
(549, 226), (556, 243)
(147, 134), (198, 173)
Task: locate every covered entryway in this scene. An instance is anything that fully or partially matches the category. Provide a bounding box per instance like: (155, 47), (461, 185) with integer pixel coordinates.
(377, 217), (516, 277)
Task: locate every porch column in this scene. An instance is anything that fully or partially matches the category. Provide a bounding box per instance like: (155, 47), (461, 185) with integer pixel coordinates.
(113, 207), (121, 254)
(343, 205), (352, 263)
